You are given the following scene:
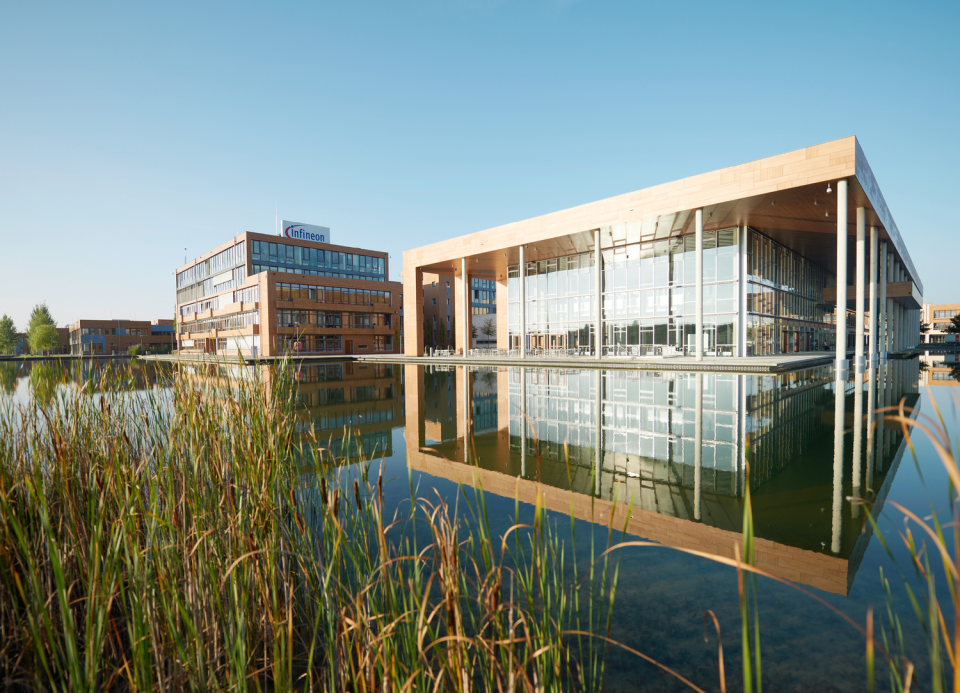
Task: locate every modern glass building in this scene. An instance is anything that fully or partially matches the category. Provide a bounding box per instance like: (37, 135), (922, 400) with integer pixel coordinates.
(402, 137), (923, 364)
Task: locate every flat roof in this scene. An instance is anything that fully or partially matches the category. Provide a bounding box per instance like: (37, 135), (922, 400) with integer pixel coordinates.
(403, 136), (921, 295)
(176, 231), (390, 275)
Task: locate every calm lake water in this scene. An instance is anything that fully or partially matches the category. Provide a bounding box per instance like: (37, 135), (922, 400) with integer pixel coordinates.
(2, 356), (956, 691)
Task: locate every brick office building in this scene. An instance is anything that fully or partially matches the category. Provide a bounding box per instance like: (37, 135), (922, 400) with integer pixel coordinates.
(175, 223), (402, 358)
(69, 319), (175, 355)
(921, 302), (960, 344)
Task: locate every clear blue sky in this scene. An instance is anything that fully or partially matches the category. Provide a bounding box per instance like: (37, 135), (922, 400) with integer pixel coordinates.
(2, 1), (958, 329)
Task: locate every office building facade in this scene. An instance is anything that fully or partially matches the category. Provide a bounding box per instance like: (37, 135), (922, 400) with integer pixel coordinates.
(176, 230), (402, 357)
(921, 302), (960, 344)
(403, 137), (923, 364)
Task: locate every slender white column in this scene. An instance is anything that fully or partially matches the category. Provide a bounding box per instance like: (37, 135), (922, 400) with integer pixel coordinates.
(739, 226), (748, 357)
(831, 376), (846, 554)
(694, 372), (703, 521)
(897, 302), (904, 352)
(868, 226), (878, 370)
(886, 252), (894, 356)
(879, 242), (888, 363)
(695, 209), (704, 361)
(461, 257), (470, 354)
(855, 208), (866, 374)
(518, 245), (526, 358)
(594, 229), (602, 360)
(835, 180), (849, 376)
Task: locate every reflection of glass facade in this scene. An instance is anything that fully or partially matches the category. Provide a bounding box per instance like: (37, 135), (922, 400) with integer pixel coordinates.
(508, 369), (743, 497)
(505, 227), (837, 357)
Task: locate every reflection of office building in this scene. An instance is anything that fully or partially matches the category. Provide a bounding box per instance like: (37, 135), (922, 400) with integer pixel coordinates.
(403, 138), (922, 360)
(919, 353), (960, 387)
(181, 360), (404, 463)
(921, 302), (960, 344)
(405, 360), (921, 595)
(289, 362), (403, 461)
(176, 226), (402, 358)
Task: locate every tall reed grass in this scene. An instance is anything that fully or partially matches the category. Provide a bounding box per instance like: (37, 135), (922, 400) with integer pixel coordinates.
(0, 359), (639, 691)
(2, 357), (955, 691)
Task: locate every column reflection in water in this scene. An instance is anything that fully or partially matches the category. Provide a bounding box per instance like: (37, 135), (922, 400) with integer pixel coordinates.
(694, 371), (703, 522)
(520, 367), (527, 478)
(851, 370), (864, 520)
(866, 364), (877, 492)
(832, 368), (847, 554)
(595, 370), (602, 497)
(408, 360), (920, 595)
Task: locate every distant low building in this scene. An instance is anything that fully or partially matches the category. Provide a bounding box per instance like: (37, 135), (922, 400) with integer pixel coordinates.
(68, 319), (176, 355)
(12, 329), (70, 355)
(922, 302), (960, 344)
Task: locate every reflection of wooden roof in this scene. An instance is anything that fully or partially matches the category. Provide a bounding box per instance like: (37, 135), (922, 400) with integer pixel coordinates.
(408, 450), (850, 594)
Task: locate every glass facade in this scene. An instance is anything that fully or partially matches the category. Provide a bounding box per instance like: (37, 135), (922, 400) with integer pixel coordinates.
(504, 227), (836, 357)
(251, 240), (385, 282)
(176, 241), (247, 305)
(745, 231), (831, 356)
(507, 251), (597, 352)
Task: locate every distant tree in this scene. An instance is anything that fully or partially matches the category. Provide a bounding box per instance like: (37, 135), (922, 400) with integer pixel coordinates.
(479, 316), (497, 341)
(27, 303), (58, 355)
(0, 314), (16, 354)
(29, 324), (59, 355)
(920, 321), (930, 334)
(946, 316), (960, 335)
(438, 321), (446, 347)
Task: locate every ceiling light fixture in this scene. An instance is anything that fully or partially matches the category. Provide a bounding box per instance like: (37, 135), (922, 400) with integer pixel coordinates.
(826, 183), (833, 194)
(814, 200), (818, 206)
(771, 201), (776, 206)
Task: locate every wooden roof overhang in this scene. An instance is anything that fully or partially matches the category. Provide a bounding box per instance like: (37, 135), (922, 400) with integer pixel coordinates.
(405, 137), (921, 298)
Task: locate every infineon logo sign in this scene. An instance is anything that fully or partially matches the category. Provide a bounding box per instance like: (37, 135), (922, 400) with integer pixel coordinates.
(282, 220), (331, 244)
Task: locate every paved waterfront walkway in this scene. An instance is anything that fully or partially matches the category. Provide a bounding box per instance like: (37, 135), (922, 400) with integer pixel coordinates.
(140, 350), (920, 373)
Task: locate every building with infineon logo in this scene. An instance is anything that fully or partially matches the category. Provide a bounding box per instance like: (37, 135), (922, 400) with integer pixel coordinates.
(175, 224), (402, 358)
(283, 221), (330, 244)
(402, 136), (923, 367)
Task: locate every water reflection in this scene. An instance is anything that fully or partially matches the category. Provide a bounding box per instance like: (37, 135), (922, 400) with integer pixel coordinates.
(1, 359), (169, 406)
(407, 359), (921, 595)
(0, 355), (923, 599)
